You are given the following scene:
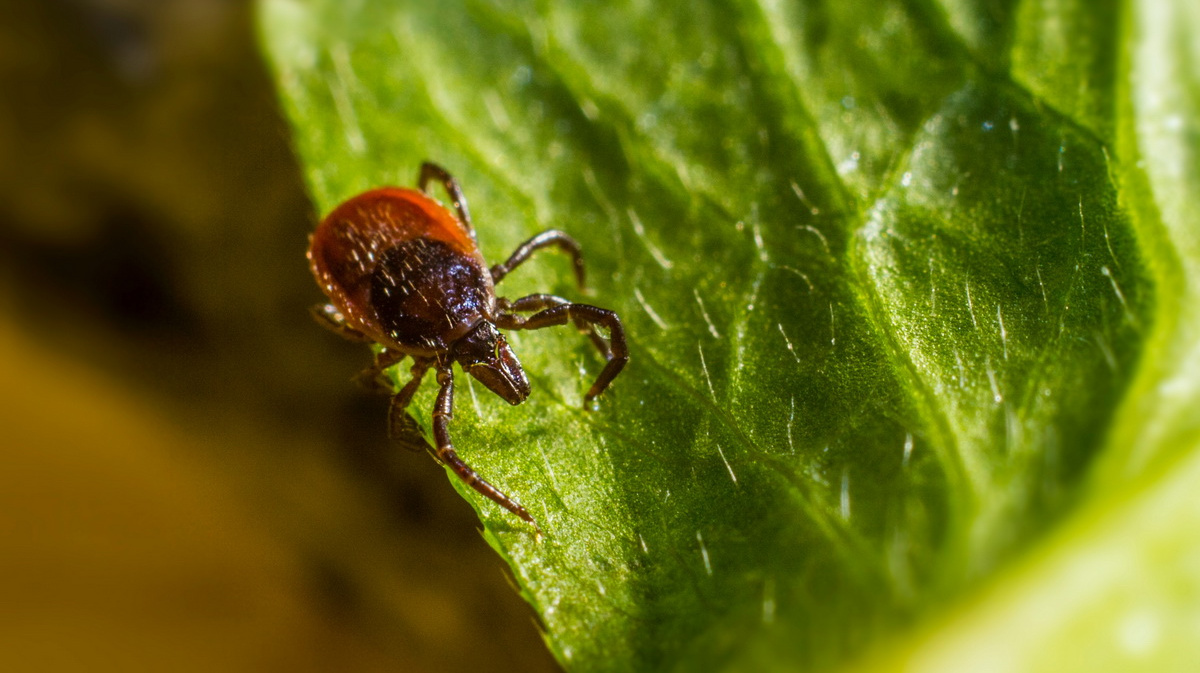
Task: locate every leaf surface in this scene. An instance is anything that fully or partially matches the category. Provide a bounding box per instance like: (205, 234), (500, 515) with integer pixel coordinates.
(260, 0), (1200, 670)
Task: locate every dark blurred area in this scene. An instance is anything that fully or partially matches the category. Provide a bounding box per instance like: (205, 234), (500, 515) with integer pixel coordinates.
(0, 1), (556, 670)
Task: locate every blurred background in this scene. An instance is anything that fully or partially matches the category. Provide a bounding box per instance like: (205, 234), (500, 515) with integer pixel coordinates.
(0, 0), (557, 670)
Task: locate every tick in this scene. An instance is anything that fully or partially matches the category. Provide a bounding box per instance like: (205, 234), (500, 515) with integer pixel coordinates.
(308, 161), (628, 528)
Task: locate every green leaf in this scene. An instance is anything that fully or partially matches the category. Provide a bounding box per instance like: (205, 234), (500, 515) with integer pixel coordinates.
(259, 0), (1200, 670)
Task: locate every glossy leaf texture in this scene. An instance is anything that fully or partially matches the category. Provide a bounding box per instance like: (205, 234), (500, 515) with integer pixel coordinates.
(260, 0), (1200, 670)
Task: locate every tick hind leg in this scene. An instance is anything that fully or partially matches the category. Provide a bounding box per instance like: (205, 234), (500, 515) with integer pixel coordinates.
(310, 304), (405, 393)
(310, 303), (373, 342)
(430, 366), (538, 529)
(349, 348), (406, 394)
(387, 358), (433, 452)
(497, 301), (628, 405)
(418, 162), (473, 237)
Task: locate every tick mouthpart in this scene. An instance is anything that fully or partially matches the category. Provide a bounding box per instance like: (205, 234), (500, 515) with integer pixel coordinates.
(457, 321), (531, 405)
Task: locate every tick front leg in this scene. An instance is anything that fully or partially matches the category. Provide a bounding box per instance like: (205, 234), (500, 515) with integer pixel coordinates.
(431, 366), (538, 529)
(498, 293), (570, 313)
(417, 161), (474, 237)
(491, 230), (586, 290)
(504, 303), (628, 406)
(496, 294), (612, 360)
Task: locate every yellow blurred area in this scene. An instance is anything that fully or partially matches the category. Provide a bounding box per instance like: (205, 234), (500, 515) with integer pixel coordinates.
(0, 1), (557, 670)
(0, 322), (385, 672)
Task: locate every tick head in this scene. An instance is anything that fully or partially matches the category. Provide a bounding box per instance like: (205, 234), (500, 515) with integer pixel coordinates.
(456, 320), (530, 405)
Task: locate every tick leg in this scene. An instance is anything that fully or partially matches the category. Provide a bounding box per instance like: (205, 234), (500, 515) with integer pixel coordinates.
(312, 303), (402, 391)
(418, 161), (474, 237)
(310, 303), (373, 343)
(491, 230), (586, 290)
(503, 304), (628, 405)
(497, 294), (611, 360)
(353, 348), (406, 394)
(498, 293), (570, 313)
(387, 358), (432, 448)
(431, 366), (538, 529)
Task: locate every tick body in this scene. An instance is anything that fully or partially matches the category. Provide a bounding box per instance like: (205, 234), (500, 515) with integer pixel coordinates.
(308, 162), (628, 528)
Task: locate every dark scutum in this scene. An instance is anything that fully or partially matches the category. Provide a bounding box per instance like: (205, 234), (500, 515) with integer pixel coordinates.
(370, 238), (488, 352)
